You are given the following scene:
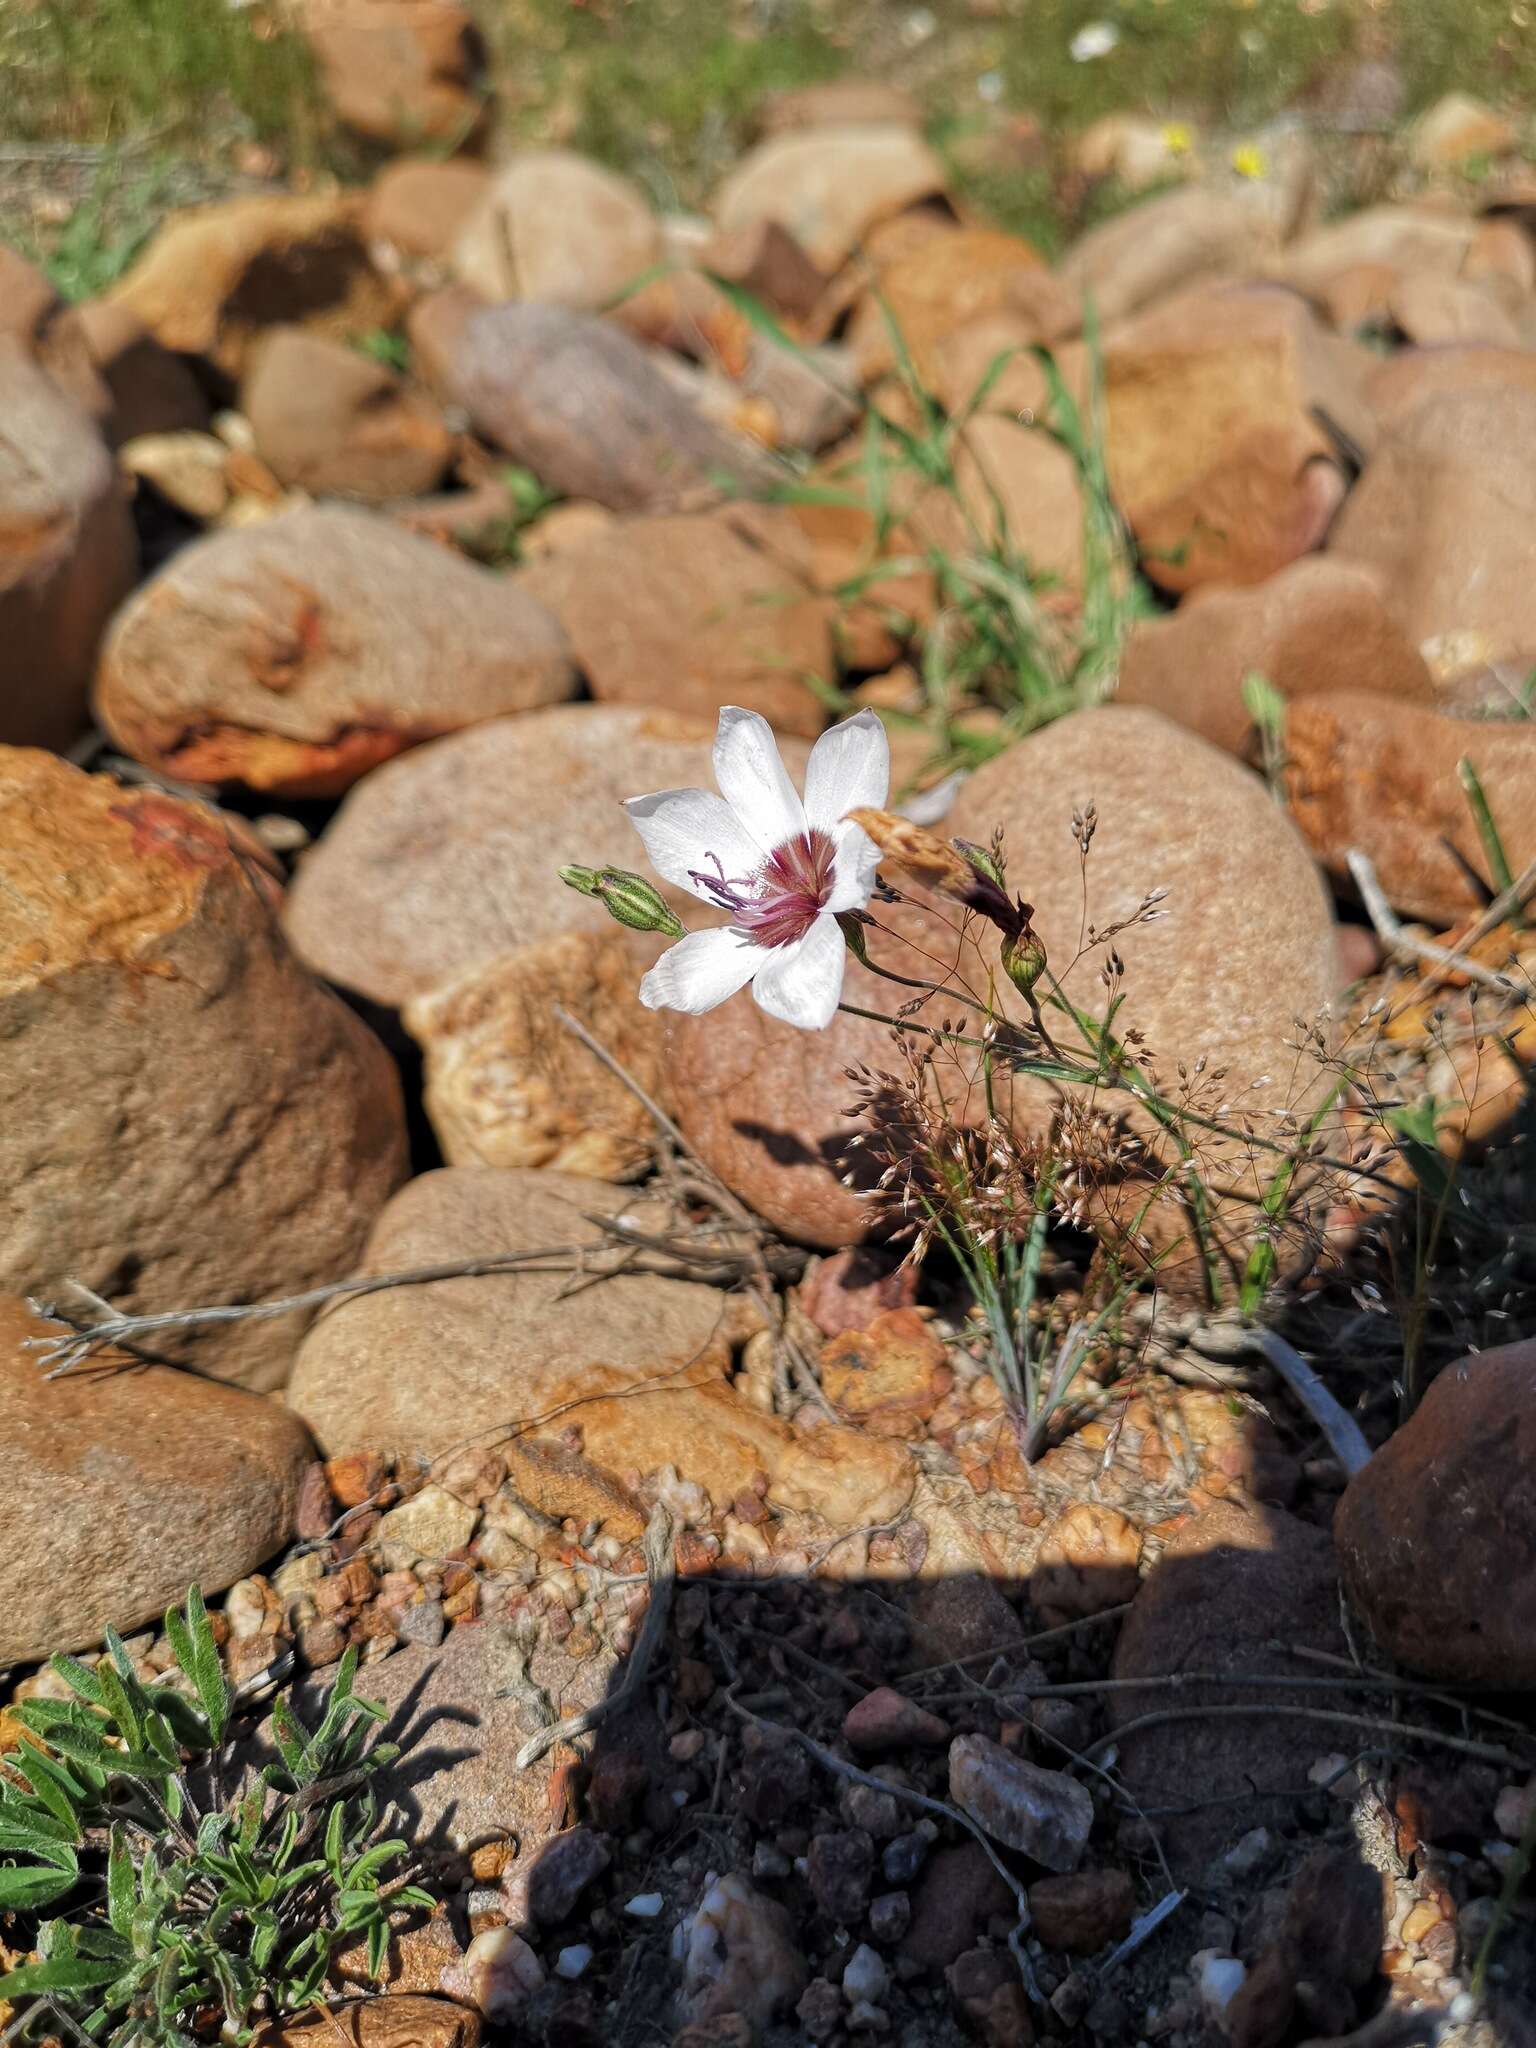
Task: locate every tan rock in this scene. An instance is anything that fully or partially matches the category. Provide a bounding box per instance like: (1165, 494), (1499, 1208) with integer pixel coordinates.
(1031, 1503), (1143, 1625)
(518, 510), (832, 738)
(1116, 557), (1436, 755)
(252, 1997), (478, 2048)
(1388, 272), (1524, 348)
(299, 0), (485, 147)
(1328, 388), (1536, 667)
(452, 150), (660, 308)
(1101, 284), (1372, 592)
(703, 217), (828, 320)
(930, 311), (1073, 424)
(514, 499), (613, 558)
(111, 193), (401, 378)
(0, 752), (407, 1388)
(713, 125), (947, 274)
(844, 227), (1067, 386)
(95, 504), (573, 798)
(1366, 342), (1536, 427)
(1334, 1341), (1536, 1685)
(404, 930), (668, 1177)
(1058, 186), (1273, 325)
(1281, 204), (1478, 301)
(285, 1167), (735, 1458)
(1282, 692), (1536, 925)
(4, 1296), (314, 1662)
(916, 414), (1086, 594)
(284, 704), (794, 1006)
(0, 339), (136, 752)
(441, 302), (775, 511)
(119, 430), (230, 521)
(0, 247), (112, 422)
(403, 282), (484, 400)
(74, 298), (210, 442)
(1464, 217), (1536, 294)
(1409, 92), (1516, 171)
(241, 327), (452, 501)
(364, 157), (491, 262)
(1073, 113), (1197, 191)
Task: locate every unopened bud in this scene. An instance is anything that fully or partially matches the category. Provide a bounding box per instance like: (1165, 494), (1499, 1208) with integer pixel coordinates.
(954, 838), (1005, 889)
(836, 911), (871, 964)
(1000, 927), (1048, 998)
(558, 865), (685, 939)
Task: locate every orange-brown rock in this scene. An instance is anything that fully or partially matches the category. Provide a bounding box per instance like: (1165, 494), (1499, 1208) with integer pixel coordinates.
(703, 217), (828, 321)
(403, 930), (669, 1177)
(241, 327), (453, 500)
(363, 157), (492, 262)
(284, 706), (795, 1006)
(451, 150), (660, 309)
(110, 193), (401, 378)
(0, 247), (111, 421)
(0, 751), (407, 1387)
(844, 227), (1069, 386)
(1409, 92), (1516, 171)
(1101, 285), (1372, 592)
(712, 124), (947, 274)
(1282, 692), (1536, 925)
(819, 1307), (951, 1438)
(252, 1997), (479, 2048)
(299, 0), (485, 147)
(1334, 1340), (1536, 1685)
(95, 504), (573, 798)
(517, 511), (832, 738)
(1031, 1504), (1143, 1625)
(1328, 388), (1536, 669)
(4, 1297), (315, 1662)
(0, 340), (136, 752)
(1116, 557), (1436, 755)
(285, 1167), (734, 1458)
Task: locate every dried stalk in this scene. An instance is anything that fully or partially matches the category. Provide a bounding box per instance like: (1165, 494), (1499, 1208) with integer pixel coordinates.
(1347, 847), (1524, 997)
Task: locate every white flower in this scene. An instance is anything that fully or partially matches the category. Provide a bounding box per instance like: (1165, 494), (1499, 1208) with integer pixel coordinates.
(1070, 20), (1120, 60)
(624, 705), (890, 1032)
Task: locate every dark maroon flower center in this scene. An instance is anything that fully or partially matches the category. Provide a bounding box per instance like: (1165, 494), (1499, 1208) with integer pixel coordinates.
(691, 829), (835, 949)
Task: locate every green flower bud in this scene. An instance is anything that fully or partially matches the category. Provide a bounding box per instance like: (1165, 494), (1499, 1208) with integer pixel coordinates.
(558, 864), (686, 939)
(1000, 927), (1048, 999)
(954, 838), (1006, 890)
(836, 911), (871, 965)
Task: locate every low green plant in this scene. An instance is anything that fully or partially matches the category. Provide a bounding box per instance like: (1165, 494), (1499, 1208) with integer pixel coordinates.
(0, 1588), (430, 2046)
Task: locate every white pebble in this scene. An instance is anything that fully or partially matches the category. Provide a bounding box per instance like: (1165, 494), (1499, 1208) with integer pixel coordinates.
(1195, 1951), (1247, 2025)
(625, 1892), (664, 1919)
(842, 1944), (889, 2006)
(554, 1945), (593, 1980)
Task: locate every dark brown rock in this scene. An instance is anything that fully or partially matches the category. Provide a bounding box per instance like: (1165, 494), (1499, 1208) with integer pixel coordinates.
(1334, 1340), (1536, 1685)
(442, 303), (774, 511)
(1027, 1869), (1135, 1954)
(1116, 558), (1436, 756)
(1282, 693), (1536, 925)
(95, 504), (573, 798)
(74, 299), (210, 441)
(1109, 1503), (1352, 1877)
(905, 1843), (1017, 1971)
(4, 1296), (314, 1663)
(0, 751), (406, 1389)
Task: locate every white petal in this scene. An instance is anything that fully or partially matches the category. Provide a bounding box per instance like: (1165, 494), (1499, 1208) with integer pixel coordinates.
(713, 706), (805, 854)
(638, 928), (760, 1014)
(750, 914), (846, 1031)
(802, 708), (891, 835)
(625, 787), (763, 902)
(823, 818), (881, 914)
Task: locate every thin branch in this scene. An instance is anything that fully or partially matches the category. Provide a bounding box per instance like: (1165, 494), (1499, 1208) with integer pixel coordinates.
(1188, 1324), (1371, 1476)
(1088, 1702), (1525, 1768)
(1347, 847), (1524, 997)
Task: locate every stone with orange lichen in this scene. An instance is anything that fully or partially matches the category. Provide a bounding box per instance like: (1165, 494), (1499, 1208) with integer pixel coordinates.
(0, 750), (406, 1389)
(94, 504), (574, 799)
(1030, 1502), (1143, 1624)
(845, 225), (1069, 386)
(819, 1307), (951, 1438)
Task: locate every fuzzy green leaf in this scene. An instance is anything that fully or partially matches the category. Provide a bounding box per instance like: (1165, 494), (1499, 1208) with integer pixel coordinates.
(0, 1956), (121, 1995)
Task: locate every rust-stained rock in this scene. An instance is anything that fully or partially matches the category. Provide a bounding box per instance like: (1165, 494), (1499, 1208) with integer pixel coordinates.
(4, 1296), (314, 1663)
(403, 931), (669, 1177)
(252, 1996), (479, 2048)
(0, 339), (136, 753)
(819, 1307), (951, 1438)
(0, 751), (407, 1387)
(1116, 557), (1436, 755)
(518, 511), (833, 738)
(299, 0), (485, 147)
(1101, 284), (1372, 592)
(844, 226), (1068, 386)
(1282, 692), (1536, 924)
(110, 193), (401, 378)
(95, 504), (573, 798)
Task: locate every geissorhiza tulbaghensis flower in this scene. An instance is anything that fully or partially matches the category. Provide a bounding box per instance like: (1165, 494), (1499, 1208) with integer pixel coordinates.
(562, 704), (891, 1032)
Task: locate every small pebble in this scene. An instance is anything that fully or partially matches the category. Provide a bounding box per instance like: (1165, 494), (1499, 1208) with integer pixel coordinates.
(842, 1944), (889, 2006)
(1196, 1951), (1247, 2023)
(868, 1891), (910, 1945)
(753, 1842), (792, 1881)
(625, 1892), (664, 1919)
(554, 1945), (593, 1980)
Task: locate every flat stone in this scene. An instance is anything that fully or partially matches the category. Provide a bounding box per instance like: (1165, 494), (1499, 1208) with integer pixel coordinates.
(947, 1734), (1093, 1872)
